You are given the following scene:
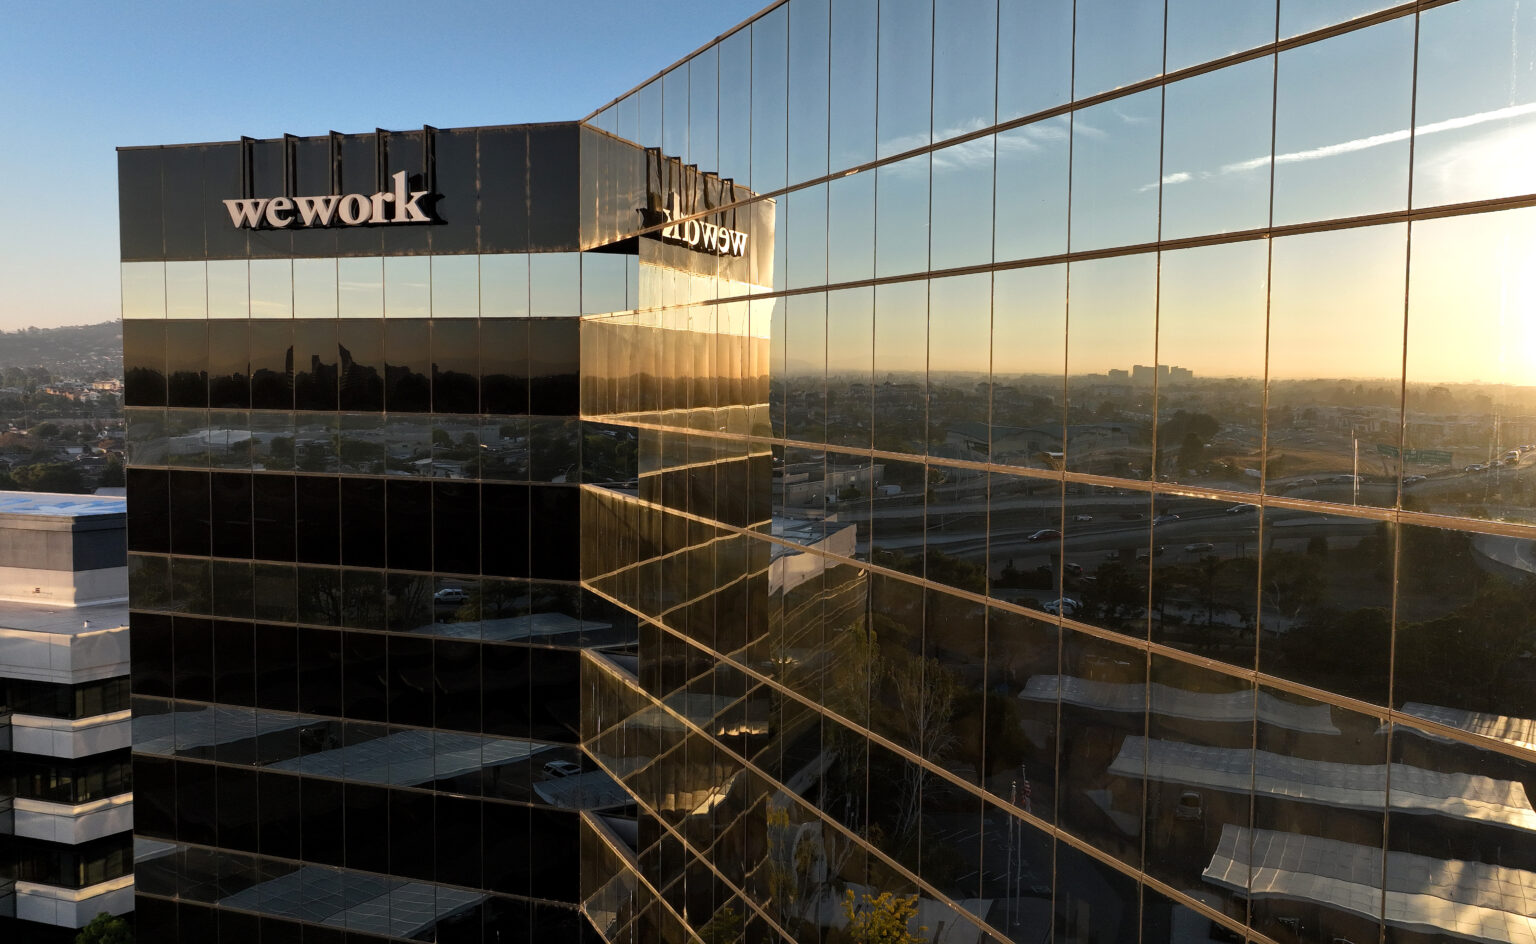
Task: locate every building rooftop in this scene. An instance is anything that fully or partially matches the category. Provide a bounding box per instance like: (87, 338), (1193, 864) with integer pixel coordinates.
(0, 598), (129, 635)
(0, 492), (125, 518)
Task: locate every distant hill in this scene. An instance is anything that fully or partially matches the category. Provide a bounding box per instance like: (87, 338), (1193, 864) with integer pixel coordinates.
(0, 321), (122, 381)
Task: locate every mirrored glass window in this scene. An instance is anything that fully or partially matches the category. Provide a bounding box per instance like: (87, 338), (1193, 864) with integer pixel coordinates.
(1161, 58), (1273, 240)
(930, 137), (993, 270)
(991, 264), (1065, 468)
(826, 286), (874, 450)
(338, 256), (383, 319)
(1413, 0), (1536, 208)
(1273, 19), (1414, 225)
(384, 256), (430, 318)
(431, 255), (479, 318)
(827, 171), (875, 284)
(785, 184), (828, 290)
(932, 0), (996, 143)
(207, 261), (248, 320)
(1156, 241), (1268, 491)
(751, 5), (789, 194)
(122, 262), (166, 320)
(1073, 0), (1164, 99)
(249, 259), (292, 319)
(688, 46), (719, 173)
(873, 280), (927, 453)
(1267, 224), (1405, 508)
(530, 252), (580, 317)
(481, 253), (529, 318)
(1070, 89), (1161, 251)
(1066, 253), (1157, 478)
(787, 0), (830, 186)
(876, 0), (933, 159)
(1404, 207), (1536, 523)
(293, 258), (336, 320)
(997, 0), (1071, 121)
(165, 261), (206, 319)
(994, 117), (1070, 261)
(829, 0), (878, 172)
(927, 273), (990, 456)
(875, 154), (930, 277)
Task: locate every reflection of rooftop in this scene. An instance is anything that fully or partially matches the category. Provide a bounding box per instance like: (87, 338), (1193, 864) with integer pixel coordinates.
(0, 492), (125, 517)
(1021, 676), (1340, 735)
(1111, 736), (1536, 831)
(532, 769), (632, 810)
(217, 865), (483, 939)
(1204, 824), (1536, 944)
(425, 612), (608, 642)
(270, 729), (543, 787)
(133, 704), (317, 755)
(1398, 702), (1536, 753)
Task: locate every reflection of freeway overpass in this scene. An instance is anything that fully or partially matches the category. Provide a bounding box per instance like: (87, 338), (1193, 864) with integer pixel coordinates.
(1471, 533), (1536, 576)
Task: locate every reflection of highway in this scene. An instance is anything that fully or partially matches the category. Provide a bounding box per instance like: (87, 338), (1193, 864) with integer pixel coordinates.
(842, 492), (1376, 564)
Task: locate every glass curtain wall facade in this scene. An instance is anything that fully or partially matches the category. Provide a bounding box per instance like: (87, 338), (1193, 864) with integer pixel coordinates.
(578, 1), (1536, 944)
(117, 124), (688, 942)
(121, 2), (1536, 943)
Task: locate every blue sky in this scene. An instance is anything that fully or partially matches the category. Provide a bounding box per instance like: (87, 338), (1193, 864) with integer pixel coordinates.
(0, 0), (766, 331)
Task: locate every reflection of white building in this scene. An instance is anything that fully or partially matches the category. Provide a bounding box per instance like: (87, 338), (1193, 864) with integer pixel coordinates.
(1206, 825), (1536, 944)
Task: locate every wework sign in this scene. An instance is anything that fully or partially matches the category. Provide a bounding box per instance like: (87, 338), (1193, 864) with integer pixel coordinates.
(653, 193), (748, 257)
(223, 171), (432, 229)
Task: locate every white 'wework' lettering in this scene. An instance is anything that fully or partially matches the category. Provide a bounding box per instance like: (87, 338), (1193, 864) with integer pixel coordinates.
(653, 192), (749, 258)
(222, 198), (270, 228)
(223, 172), (433, 230)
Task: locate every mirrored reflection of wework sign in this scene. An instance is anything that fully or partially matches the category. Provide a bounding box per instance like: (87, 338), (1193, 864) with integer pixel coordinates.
(223, 171), (433, 229)
(648, 193), (749, 257)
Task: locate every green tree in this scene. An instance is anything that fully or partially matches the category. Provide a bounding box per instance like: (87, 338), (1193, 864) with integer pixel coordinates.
(100, 454), (125, 487)
(13, 461), (86, 493)
(31, 421), (60, 439)
(75, 912), (133, 944)
(841, 891), (926, 944)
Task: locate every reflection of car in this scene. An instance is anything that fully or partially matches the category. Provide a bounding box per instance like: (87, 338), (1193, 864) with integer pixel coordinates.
(1120, 512), (1146, 521)
(1044, 598), (1080, 616)
(1403, 475), (1426, 484)
(1152, 513), (1180, 523)
(1466, 464), (1487, 473)
(1184, 542), (1215, 553)
(1226, 503), (1257, 514)
(1074, 514), (1094, 522)
(434, 588), (468, 604)
(1027, 529), (1062, 542)
(1175, 791), (1204, 821)
(543, 760), (581, 778)
(1063, 562), (1083, 577)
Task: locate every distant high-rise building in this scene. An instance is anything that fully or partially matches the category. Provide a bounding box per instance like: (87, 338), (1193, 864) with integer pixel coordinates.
(123, 2), (1536, 943)
(0, 493), (132, 943)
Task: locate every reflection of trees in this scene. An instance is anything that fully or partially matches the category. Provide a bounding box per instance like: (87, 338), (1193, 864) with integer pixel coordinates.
(1398, 577), (1536, 714)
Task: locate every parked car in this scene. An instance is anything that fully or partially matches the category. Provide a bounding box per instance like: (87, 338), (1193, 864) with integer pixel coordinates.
(1044, 597), (1080, 616)
(434, 587), (468, 604)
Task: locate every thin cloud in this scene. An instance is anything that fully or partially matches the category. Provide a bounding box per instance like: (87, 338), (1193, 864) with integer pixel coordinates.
(1145, 101), (1536, 185)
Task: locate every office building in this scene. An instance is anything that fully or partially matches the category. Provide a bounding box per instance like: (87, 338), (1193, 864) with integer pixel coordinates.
(0, 493), (133, 942)
(123, 1), (1536, 942)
